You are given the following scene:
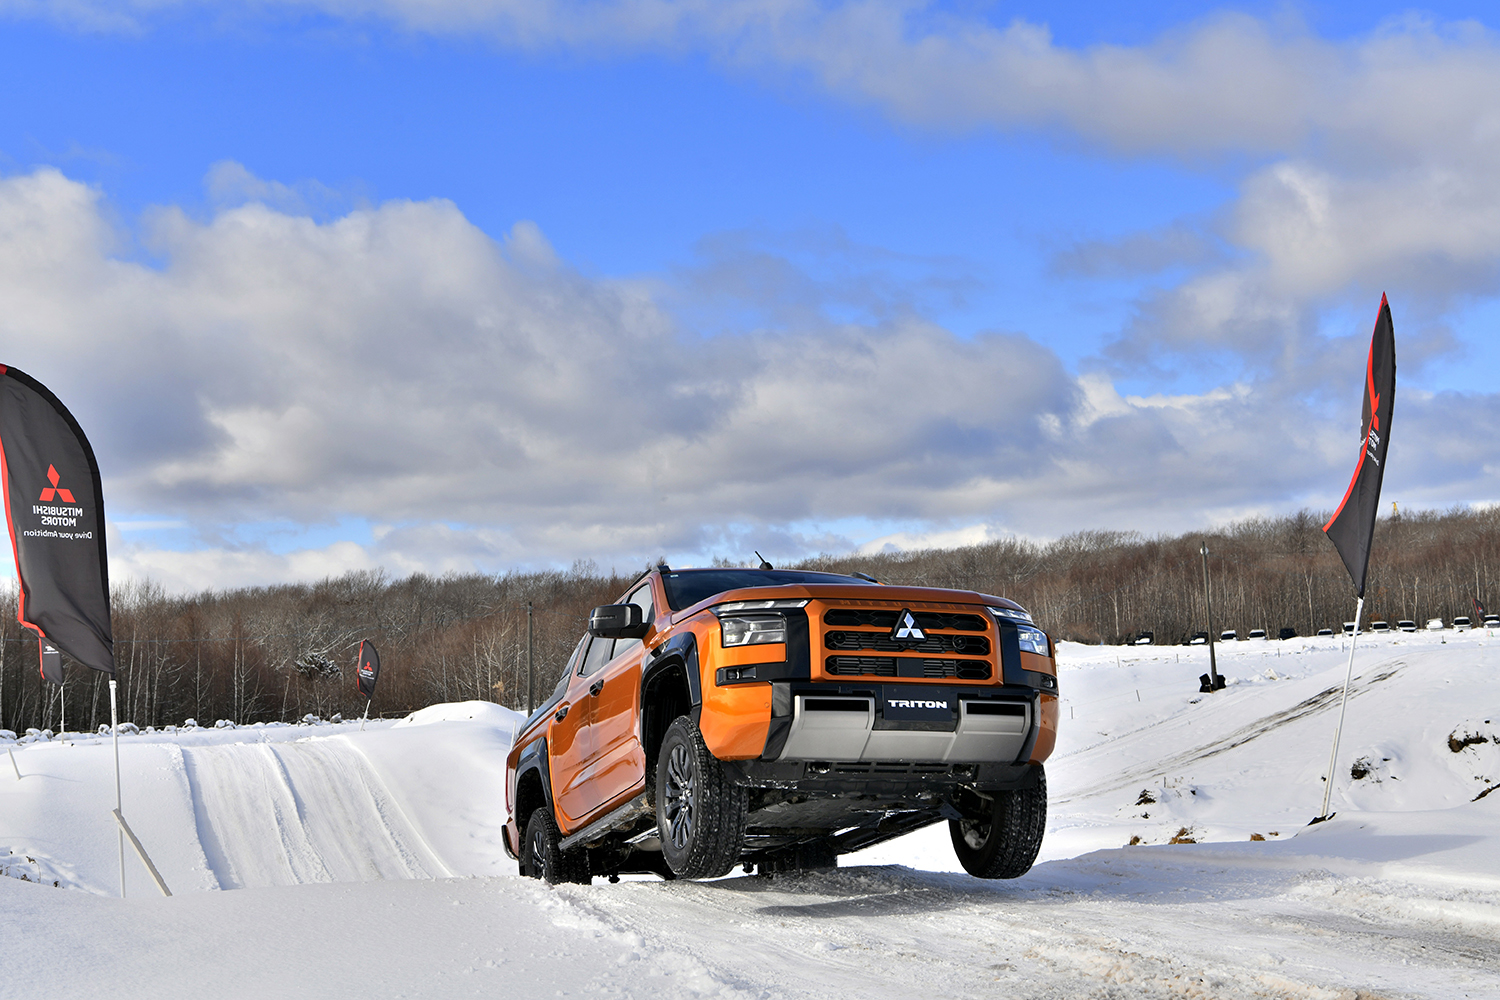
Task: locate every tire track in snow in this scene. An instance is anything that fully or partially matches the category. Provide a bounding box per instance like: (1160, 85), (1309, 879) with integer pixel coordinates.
(1055, 664), (1404, 804)
(539, 864), (1492, 999)
(181, 737), (445, 889)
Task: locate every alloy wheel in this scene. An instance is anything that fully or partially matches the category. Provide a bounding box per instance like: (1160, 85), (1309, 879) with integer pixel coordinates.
(663, 742), (696, 850)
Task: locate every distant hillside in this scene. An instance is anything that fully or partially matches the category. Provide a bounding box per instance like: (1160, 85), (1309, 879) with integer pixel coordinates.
(3, 506), (1496, 734)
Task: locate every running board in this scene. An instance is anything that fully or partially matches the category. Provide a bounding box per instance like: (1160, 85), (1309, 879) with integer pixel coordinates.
(559, 794), (652, 852)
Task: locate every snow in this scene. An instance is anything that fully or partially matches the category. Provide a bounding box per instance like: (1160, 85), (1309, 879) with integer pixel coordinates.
(3, 631), (1499, 997)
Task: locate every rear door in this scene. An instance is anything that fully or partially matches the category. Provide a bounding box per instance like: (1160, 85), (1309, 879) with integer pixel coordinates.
(548, 635), (606, 832)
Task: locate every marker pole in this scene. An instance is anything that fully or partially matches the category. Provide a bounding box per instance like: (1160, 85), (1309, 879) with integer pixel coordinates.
(1316, 595), (1364, 822)
(110, 678), (124, 897)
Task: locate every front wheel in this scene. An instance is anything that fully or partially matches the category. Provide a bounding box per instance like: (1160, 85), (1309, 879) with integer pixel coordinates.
(523, 807), (591, 884)
(656, 716), (747, 879)
(949, 767), (1047, 879)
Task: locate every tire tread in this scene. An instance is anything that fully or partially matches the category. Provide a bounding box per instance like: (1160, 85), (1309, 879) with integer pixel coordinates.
(657, 717), (747, 879)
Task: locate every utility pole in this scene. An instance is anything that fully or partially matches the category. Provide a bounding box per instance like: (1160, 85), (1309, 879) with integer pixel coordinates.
(1200, 542), (1221, 692)
(526, 602), (534, 715)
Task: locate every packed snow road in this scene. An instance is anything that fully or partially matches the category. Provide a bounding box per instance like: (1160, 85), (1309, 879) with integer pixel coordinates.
(4, 635), (1500, 998)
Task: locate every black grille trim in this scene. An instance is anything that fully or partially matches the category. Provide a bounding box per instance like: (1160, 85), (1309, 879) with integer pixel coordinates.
(825, 656), (991, 680)
(824, 630), (990, 655)
(822, 609), (989, 632)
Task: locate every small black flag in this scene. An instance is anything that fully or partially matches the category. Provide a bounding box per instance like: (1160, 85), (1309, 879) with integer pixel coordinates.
(1323, 296), (1396, 599)
(356, 640), (381, 700)
(0, 366), (114, 675)
(39, 637), (63, 686)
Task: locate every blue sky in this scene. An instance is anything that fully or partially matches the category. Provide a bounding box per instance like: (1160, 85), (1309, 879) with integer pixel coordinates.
(2, 2), (1499, 590)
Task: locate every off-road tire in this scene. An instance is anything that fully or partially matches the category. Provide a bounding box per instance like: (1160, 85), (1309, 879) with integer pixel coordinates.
(523, 807), (591, 884)
(949, 767), (1047, 879)
(656, 716), (747, 879)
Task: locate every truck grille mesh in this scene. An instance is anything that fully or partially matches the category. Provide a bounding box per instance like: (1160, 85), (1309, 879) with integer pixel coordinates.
(824, 656), (991, 679)
(823, 630), (990, 655)
(822, 609), (989, 632)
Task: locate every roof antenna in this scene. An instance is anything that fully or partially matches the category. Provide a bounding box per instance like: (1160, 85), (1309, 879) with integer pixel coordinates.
(754, 551), (773, 570)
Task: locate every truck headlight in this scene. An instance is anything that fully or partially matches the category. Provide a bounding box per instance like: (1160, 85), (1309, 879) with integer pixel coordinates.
(718, 614), (787, 647)
(1016, 626), (1049, 656)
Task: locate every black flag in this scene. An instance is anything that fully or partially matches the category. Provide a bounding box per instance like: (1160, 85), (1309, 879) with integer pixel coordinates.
(1323, 296), (1396, 598)
(38, 637), (63, 686)
(0, 366), (114, 675)
(356, 640), (380, 700)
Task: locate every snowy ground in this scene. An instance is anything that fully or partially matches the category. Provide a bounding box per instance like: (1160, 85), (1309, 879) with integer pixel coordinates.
(3, 631), (1499, 998)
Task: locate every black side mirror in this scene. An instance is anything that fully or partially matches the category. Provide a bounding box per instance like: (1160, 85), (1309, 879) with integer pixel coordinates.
(589, 604), (649, 639)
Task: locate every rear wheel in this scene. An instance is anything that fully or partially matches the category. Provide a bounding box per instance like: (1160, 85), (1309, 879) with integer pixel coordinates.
(657, 716), (747, 879)
(523, 807), (591, 884)
(949, 767), (1047, 879)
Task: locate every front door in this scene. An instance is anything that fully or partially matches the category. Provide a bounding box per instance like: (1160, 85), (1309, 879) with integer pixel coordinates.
(576, 579), (658, 815)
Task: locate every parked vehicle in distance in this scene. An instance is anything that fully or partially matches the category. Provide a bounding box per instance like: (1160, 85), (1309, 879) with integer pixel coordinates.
(1454, 616), (1472, 630)
(1343, 622), (1357, 635)
(1485, 614), (1500, 629)
(1316, 628), (1334, 637)
(1188, 631), (1208, 645)
(1278, 627), (1298, 640)
(502, 564), (1058, 884)
(1397, 620), (1417, 633)
(1220, 629), (1237, 641)
(1425, 618), (1445, 631)
(1371, 621), (1391, 633)
(1133, 631), (1154, 645)
(1247, 628), (1267, 640)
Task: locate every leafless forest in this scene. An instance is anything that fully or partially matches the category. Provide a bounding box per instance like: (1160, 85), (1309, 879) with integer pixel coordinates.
(3, 506), (1496, 735)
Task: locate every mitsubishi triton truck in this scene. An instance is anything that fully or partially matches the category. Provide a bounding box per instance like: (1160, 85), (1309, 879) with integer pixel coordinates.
(501, 565), (1058, 882)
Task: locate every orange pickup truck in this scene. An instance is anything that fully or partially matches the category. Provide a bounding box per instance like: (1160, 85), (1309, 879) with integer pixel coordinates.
(502, 565), (1058, 882)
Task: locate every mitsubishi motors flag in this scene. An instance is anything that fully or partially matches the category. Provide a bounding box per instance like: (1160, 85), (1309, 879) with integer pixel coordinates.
(0, 366), (114, 677)
(356, 640), (381, 700)
(1323, 296), (1397, 598)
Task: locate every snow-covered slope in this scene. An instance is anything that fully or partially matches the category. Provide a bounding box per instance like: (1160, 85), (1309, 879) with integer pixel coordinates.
(2, 635), (1498, 999)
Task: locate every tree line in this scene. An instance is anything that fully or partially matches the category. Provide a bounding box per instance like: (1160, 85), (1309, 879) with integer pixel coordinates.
(2, 506), (1496, 735)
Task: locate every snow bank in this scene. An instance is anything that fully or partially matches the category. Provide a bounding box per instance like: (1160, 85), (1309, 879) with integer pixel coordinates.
(394, 700), (523, 729)
(4, 635), (1500, 998)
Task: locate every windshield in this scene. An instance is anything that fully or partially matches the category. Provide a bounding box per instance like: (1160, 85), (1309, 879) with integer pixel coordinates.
(661, 568), (876, 611)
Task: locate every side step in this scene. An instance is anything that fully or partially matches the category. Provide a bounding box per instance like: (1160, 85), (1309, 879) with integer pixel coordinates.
(559, 794), (652, 852)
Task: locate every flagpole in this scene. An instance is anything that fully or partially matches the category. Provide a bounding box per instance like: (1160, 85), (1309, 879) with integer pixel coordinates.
(1316, 595), (1364, 822)
(58, 681), (64, 741)
(361, 698), (371, 732)
(110, 677), (124, 897)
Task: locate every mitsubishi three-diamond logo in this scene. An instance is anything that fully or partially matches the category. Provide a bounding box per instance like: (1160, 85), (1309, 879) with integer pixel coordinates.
(890, 609), (926, 643)
(39, 465), (75, 503)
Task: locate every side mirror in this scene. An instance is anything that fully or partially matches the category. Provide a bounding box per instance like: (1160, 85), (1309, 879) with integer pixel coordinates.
(589, 604), (649, 639)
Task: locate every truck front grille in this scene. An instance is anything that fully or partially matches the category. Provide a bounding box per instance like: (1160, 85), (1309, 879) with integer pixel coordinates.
(825, 656), (991, 679)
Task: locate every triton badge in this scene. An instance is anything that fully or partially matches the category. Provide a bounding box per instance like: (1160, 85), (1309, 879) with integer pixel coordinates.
(891, 610), (925, 643)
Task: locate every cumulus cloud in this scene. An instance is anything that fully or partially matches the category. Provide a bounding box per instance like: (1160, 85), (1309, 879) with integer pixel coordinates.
(2, 166), (1494, 591)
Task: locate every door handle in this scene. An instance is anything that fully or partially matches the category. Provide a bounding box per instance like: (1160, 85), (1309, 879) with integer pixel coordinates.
(554, 705), (569, 722)
(590, 680), (604, 697)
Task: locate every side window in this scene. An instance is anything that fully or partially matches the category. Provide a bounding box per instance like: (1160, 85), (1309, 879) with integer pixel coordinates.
(611, 582), (656, 658)
(552, 635), (588, 698)
(580, 635), (615, 677)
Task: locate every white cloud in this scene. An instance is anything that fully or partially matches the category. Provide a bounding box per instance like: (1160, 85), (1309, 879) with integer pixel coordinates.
(10, 4), (1498, 164)
(3, 165), (1496, 590)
